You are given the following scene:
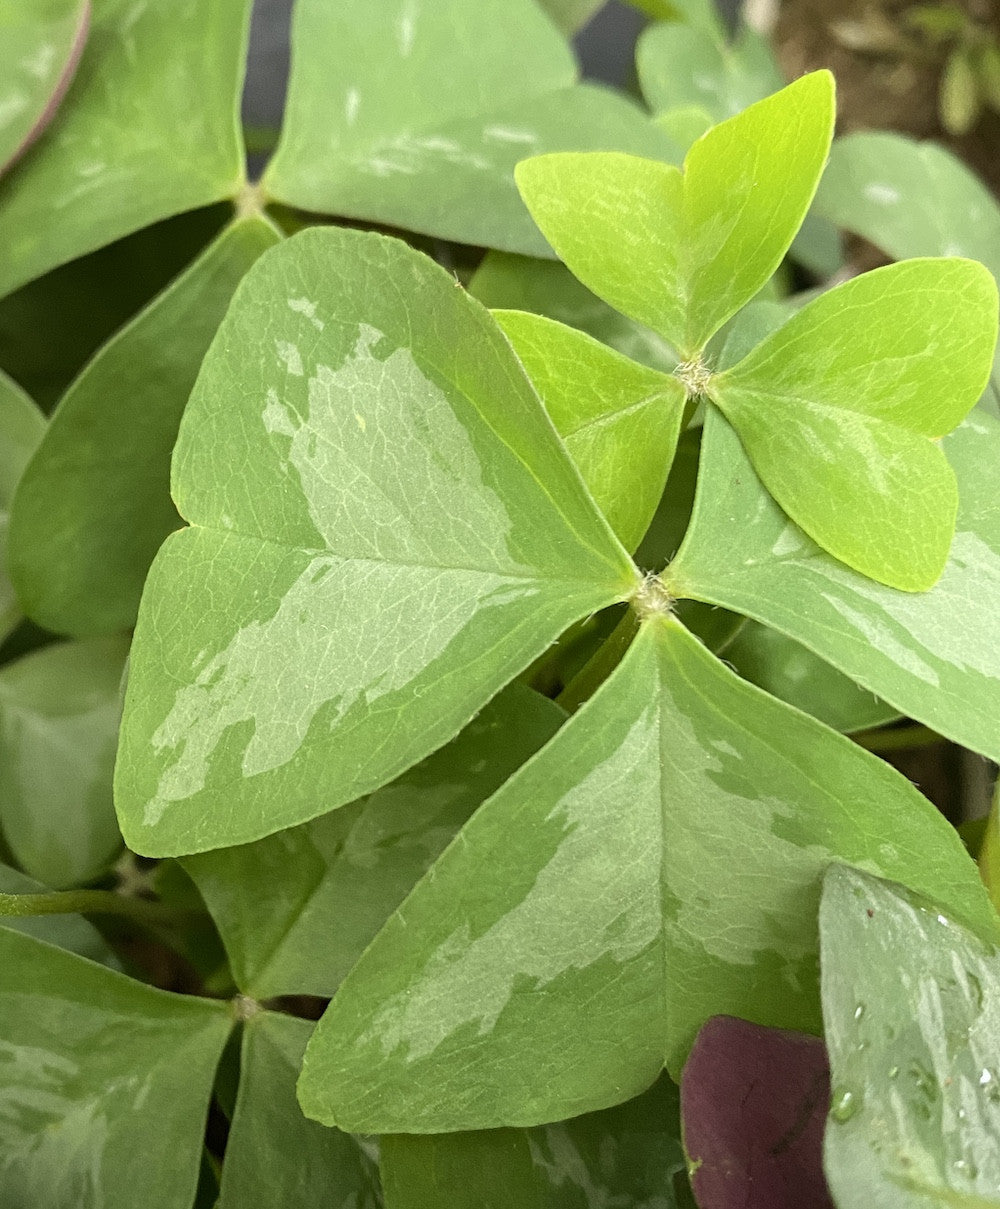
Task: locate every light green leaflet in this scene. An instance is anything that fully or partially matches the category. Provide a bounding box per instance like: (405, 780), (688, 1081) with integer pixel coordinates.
(515, 72), (834, 358)
(0, 369), (45, 640)
(262, 0), (679, 255)
(298, 616), (993, 1133)
(821, 866), (1000, 1208)
(726, 621), (900, 734)
(494, 310), (686, 551)
(0, 860), (119, 969)
(0, 0), (89, 175)
(182, 684), (564, 999)
(115, 227), (636, 857)
(9, 215), (280, 637)
(0, 927), (231, 1209)
(708, 258), (998, 591)
(667, 407), (1000, 762)
(469, 251), (676, 372)
(0, 635), (128, 889)
(637, 19), (783, 122)
(635, 15), (845, 276)
(218, 1011), (380, 1209)
(0, 0), (250, 299)
(381, 1074), (693, 1209)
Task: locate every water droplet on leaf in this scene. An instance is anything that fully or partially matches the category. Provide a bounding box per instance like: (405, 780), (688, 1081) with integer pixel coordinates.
(831, 1087), (861, 1122)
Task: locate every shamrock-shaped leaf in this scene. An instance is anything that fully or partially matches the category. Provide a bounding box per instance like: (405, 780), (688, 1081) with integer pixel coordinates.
(9, 215), (280, 637)
(515, 72), (834, 357)
(262, 0), (679, 255)
(494, 309), (686, 550)
(821, 866), (1000, 1207)
(115, 227), (636, 857)
(668, 407), (1000, 761)
(708, 258), (998, 590)
(0, 0), (90, 176)
(0, 0), (250, 298)
(0, 928), (231, 1208)
(298, 615), (992, 1132)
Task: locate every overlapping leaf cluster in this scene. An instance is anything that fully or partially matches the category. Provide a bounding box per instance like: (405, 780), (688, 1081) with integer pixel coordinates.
(3, 2), (1000, 1207)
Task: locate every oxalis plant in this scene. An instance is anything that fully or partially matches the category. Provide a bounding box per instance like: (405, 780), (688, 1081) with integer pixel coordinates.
(5, 2), (1000, 1207)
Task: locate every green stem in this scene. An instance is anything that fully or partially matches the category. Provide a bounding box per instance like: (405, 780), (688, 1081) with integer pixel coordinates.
(557, 608), (640, 714)
(978, 779), (1000, 916)
(0, 889), (190, 930)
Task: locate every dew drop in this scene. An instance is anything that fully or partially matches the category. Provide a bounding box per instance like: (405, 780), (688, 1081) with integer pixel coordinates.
(854, 1003), (866, 1021)
(831, 1087), (861, 1122)
(888, 1066), (900, 1080)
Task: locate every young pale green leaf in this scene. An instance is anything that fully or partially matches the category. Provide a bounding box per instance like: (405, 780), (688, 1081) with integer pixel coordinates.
(218, 1011), (380, 1209)
(115, 227), (636, 857)
(0, 860), (119, 969)
(0, 635), (128, 888)
(667, 407), (1000, 761)
(469, 251), (677, 372)
(494, 310), (685, 550)
(821, 866), (1000, 1207)
(380, 1074), (693, 1209)
(183, 684), (564, 999)
(0, 369), (45, 641)
(709, 259), (999, 590)
(8, 216), (280, 638)
(726, 621), (900, 734)
(298, 615), (992, 1132)
(515, 72), (834, 356)
(0, 0), (89, 175)
(262, 0), (678, 255)
(0, 927), (231, 1208)
(637, 21), (784, 122)
(0, 0), (250, 299)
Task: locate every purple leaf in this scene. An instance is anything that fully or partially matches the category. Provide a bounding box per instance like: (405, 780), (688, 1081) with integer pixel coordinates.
(681, 1015), (834, 1209)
